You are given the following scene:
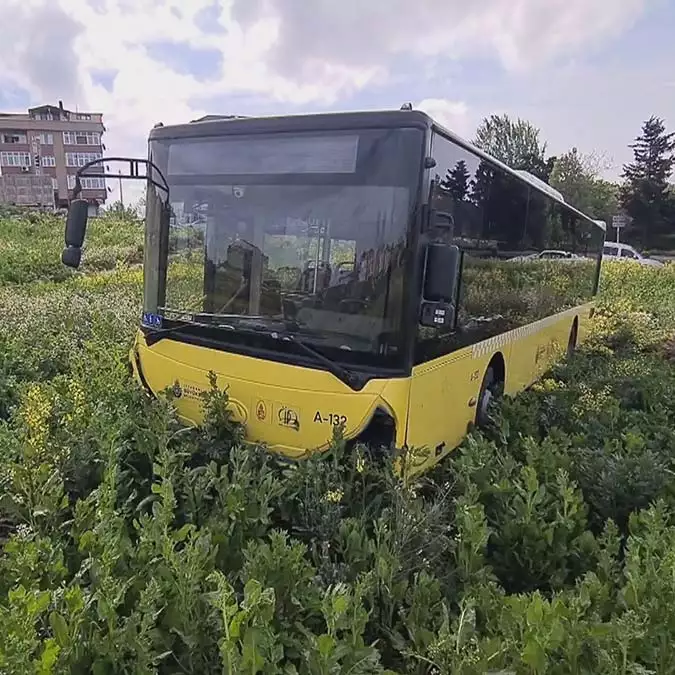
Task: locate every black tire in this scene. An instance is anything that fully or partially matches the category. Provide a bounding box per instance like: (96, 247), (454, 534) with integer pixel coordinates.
(476, 366), (496, 428)
(567, 322), (578, 358)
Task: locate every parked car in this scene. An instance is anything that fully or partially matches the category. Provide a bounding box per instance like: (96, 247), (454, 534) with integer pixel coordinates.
(602, 241), (664, 268)
(508, 249), (584, 263)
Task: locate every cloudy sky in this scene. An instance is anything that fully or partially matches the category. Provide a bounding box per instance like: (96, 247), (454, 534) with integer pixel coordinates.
(1, 0), (673, 206)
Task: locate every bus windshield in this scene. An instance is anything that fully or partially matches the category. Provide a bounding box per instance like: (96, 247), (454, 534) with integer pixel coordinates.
(145, 127), (424, 371)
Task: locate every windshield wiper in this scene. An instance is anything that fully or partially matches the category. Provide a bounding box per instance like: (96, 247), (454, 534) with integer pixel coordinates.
(197, 314), (303, 332)
(142, 315), (360, 389)
(268, 331), (360, 390)
(142, 312), (300, 345)
(143, 316), (214, 345)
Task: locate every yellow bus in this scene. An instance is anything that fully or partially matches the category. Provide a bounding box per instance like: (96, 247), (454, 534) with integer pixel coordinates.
(62, 108), (605, 476)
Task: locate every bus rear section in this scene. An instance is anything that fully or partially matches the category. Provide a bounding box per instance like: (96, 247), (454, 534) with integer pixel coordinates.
(399, 125), (604, 474)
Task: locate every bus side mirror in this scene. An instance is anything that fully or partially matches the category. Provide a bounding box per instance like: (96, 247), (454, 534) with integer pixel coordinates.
(62, 198), (89, 269)
(419, 242), (461, 328)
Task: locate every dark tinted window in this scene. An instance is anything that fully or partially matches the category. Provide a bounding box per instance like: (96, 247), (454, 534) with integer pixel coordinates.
(415, 133), (602, 363)
(526, 194), (603, 320)
(163, 127), (422, 187)
(429, 137), (482, 240)
(148, 127), (423, 371)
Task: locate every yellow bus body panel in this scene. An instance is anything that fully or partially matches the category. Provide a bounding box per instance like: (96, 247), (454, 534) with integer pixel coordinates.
(134, 333), (411, 458)
(132, 301), (593, 473)
(404, 302), (594, 475)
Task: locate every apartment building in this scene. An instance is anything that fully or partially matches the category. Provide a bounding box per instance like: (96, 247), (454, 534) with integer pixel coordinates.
(0, 101), (108, 210)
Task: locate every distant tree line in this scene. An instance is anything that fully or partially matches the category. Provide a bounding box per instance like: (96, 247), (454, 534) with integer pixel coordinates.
(472, 114), (675, 251)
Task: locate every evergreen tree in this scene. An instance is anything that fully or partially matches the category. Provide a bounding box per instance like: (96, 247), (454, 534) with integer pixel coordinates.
(620, 116), (675, 247)
(469, 160), (494, 239)
(441, 160), (471, 203)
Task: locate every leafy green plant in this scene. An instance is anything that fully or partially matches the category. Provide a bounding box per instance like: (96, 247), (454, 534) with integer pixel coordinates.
(3, 210), (675, 673)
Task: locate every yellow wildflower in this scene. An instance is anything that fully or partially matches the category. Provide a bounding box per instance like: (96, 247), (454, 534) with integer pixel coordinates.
(323, 489), (344, 503)
(20, 384), (52, 453)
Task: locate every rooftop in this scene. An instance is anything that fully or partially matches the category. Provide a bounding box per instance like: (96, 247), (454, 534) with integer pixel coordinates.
(0, 100), (103, 121)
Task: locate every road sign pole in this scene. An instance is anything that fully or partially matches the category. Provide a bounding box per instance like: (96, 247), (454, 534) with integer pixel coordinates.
(611, 214), (631, 245)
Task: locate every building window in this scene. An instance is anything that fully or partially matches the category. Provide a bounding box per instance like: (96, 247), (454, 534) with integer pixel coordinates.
(52, 178), (59, 190)
(0, 152), (31, 167)
(41, 156), (56, 167)
(63, 131), (100, 146)
(81, 177), (105, 190)
(35, 112), (55, 121)
(67, 175), (105, 190)
(78, 132), (100, 145)
(76, 114), (92, 121)
(65, 151), (102, 167)
(2, 133), (28, 144)
(39, 133), (54, 145)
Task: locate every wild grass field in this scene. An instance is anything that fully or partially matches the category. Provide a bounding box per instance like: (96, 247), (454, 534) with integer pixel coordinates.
(2, 208), (675, 674)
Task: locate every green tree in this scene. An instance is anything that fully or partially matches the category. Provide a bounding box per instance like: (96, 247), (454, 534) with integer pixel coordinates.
(474, 114), (551, 179)
(521, 152), (557, 183)
(441, 159), (471, 203)
(620, 116), (675, 248)
(589, 179), (620, 226)
(549, 147), (619, 223)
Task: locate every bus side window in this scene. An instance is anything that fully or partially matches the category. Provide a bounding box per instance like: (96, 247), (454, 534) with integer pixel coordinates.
(415, 132), (483, 363)
(535, 198), (602, 314)
(413, 134), (604, 370)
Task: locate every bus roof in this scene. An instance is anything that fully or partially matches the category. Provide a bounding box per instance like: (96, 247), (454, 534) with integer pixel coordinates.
(148, 109), (432, 140)
(149, 107), (604, 231)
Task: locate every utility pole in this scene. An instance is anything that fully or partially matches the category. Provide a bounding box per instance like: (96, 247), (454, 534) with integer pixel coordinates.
(118, 170), (124, 209)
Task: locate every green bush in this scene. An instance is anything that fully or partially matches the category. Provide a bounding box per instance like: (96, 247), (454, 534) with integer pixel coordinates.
(3, 211), (675, 672)
(0, 210), (143, 284)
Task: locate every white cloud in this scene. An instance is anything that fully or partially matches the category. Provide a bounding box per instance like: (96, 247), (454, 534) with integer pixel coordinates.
(416, 99), (472, 138)
(0, 0), (657, 205)
(230, 0), (648, 79)
(0, 0), (84, 103)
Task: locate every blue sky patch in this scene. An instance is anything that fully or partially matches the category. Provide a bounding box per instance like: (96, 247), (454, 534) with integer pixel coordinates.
(194, 2), (226, 35)
(145, 40), (223, 81)
(91, 69), (117, 92)
(0, 86), (31, 112)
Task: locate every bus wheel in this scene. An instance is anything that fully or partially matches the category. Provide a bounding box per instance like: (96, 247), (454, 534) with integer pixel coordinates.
(476, 365), (497, 428)
(567, 320), (578, 358)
